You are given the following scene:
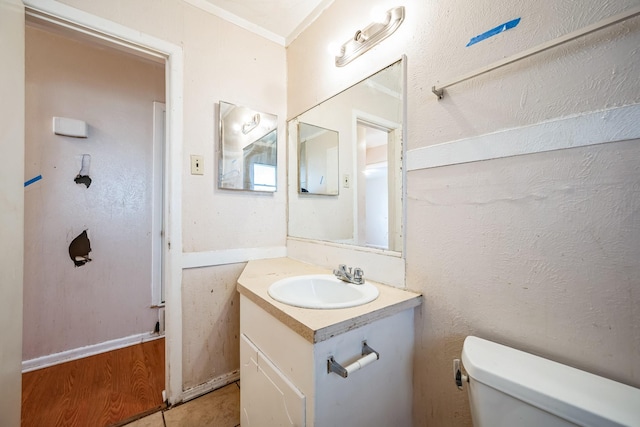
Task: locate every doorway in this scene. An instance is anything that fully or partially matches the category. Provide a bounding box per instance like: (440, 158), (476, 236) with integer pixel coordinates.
(356, 118), (402, 252)
(20, 1), (183, 404)
(22, 16), (166, 422)
(359, 122), (390, 249)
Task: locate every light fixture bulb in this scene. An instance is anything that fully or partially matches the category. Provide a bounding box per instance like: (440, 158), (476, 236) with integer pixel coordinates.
(327, 41), (342, 57)
(369, 5), (388, 24)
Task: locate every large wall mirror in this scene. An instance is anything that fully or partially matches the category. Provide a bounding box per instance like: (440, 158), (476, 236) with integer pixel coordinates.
(219, 101), (278, 192)
(288, 59), (404, 252)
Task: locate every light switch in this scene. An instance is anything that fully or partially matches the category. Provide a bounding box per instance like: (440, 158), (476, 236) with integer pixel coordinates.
(343, 174), (350, 188)
(191, 155), (204, 175)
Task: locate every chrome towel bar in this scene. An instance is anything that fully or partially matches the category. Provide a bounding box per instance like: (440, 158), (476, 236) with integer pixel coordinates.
(432, 5), (640, 99)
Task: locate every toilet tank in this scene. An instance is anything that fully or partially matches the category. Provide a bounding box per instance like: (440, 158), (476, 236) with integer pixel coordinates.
(461, 336), (640, 427)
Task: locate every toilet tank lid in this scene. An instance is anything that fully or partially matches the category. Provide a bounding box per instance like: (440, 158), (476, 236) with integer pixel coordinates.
(462, 336), (640, 427)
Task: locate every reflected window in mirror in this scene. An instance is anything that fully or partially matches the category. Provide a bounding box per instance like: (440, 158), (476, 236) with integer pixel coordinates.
(219, 101), (278, 192)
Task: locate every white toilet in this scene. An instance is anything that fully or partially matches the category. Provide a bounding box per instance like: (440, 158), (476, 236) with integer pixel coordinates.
(459, 336), (640, 427)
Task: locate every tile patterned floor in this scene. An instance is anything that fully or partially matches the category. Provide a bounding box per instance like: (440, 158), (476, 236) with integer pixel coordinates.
(126, 382), (240, 427)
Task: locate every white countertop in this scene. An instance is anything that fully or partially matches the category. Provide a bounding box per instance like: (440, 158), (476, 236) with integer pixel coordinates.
(237, 257), (422, 343)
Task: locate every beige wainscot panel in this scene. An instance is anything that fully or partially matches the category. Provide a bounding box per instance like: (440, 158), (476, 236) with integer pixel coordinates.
(182, 263), (245, 391)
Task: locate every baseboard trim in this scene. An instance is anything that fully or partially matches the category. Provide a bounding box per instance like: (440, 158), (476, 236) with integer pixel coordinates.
(22, 332), (163, 373)
(180, 370), (240, 403)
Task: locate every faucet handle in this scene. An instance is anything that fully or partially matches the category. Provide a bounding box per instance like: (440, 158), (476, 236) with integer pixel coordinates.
(353, 268), (364, 282)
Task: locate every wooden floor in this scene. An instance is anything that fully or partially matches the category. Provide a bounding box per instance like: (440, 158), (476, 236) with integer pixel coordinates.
(22, 338), (165, 427)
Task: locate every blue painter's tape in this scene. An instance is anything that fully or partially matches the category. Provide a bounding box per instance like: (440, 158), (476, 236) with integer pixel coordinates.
(466, 18), (521, 47)
(24, 174), (42, 187)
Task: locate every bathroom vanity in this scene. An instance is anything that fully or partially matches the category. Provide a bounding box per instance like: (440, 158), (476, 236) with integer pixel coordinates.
(237, 258), (422, 426)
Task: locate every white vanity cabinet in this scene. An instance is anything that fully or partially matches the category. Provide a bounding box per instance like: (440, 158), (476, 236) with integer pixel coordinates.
(239, 293), (417, 427)
(240, 332), (306, 426)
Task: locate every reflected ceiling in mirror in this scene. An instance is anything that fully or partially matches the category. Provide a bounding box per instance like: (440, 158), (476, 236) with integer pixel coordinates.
(298, 122), (339, 195)
(287, 60), (404, 252)
(219, 101), (278, 192)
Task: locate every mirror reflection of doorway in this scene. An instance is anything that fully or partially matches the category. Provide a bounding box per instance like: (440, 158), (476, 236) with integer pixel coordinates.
(359, 122), (390, 249)
(357, 119), (402, 252)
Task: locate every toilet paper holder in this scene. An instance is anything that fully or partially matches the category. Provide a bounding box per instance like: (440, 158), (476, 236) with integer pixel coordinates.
(328, 341), (379, 378)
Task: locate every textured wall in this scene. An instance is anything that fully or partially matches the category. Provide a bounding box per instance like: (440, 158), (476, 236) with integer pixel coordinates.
(287, 0), (640, 425)
(408, 140), (640, 425)
(23, 26), (165, 359)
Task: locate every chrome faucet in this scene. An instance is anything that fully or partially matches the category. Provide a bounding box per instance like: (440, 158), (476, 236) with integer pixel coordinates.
(333, 264), (365, 285)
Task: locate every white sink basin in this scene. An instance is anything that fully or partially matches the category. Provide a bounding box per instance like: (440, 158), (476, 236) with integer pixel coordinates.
(267, 274), (379, 309)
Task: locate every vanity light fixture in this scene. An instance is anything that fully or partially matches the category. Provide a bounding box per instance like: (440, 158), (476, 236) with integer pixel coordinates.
(241, 113), (261, 134)
(334, 6), (405, 67)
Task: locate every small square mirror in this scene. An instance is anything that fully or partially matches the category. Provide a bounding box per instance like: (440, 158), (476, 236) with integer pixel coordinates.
(218, 101), (278, 192)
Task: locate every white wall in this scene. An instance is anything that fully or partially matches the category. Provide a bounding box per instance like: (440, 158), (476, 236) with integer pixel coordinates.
(23, 25), (164, 361)
(287, 0), (640, 425)
(0, 0), (24, 424)
(54, 0), (287, 393)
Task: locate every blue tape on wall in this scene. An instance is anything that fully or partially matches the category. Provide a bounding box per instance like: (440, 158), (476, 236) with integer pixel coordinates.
(24, 174), (42, 187)
(466, 18), (521, 47)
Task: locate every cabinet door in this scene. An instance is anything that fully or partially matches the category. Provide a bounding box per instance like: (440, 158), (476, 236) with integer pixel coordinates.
(240, 334), (306, 426)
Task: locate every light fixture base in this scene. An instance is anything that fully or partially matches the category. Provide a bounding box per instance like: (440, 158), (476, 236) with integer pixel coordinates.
(335, 6), (405, 67)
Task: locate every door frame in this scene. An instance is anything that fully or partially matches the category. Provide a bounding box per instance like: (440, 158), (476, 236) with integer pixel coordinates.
(1, 0), (25, 424)
(23, 0), (184, 405)
(152, 101), (166, 307)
